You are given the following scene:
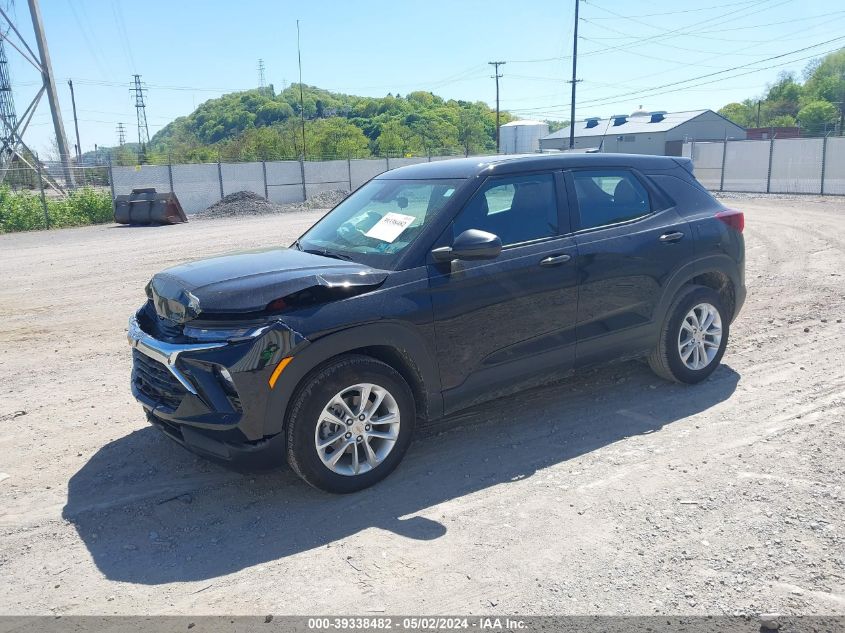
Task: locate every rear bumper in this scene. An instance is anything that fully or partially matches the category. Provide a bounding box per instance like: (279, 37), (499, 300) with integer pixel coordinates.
(127, 309), (307, 445)
(733, 283), (747, 322)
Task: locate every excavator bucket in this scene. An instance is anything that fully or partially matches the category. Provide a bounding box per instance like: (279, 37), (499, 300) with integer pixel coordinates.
(114, 188), (188, 225)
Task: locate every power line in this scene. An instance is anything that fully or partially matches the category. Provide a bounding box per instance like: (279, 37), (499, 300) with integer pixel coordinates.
(577, 0), (789, 59)
(584, 0), (761, 19)
(512, 44), (842, 118)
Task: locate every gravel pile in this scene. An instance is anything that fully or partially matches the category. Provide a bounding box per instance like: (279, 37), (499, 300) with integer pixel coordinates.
(193, 189), (349, 220)
(281, 189), (350, 212)
(193, 191), (285, 219)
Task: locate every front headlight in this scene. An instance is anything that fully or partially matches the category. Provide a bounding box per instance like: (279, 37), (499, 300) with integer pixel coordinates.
(182, 324), (265, 342)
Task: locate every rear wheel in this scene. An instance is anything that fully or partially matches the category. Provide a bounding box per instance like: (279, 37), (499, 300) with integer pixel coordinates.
(648, 285), (729, 384)
(286, 354), (415, 493)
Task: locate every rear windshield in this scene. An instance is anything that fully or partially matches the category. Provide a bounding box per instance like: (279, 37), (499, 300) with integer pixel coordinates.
(297, 178), (464, 269)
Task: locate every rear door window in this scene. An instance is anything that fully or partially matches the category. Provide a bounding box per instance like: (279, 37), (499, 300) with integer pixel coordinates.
(572, 169), (651, 230)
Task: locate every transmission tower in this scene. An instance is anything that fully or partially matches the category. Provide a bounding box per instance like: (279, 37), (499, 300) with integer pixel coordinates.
(0, 0), (75, 190)
(258, 58), (266, 90)
(0, 6), (18, 174)
(116, 122), (126, 146)
(130, 74), (150, 160)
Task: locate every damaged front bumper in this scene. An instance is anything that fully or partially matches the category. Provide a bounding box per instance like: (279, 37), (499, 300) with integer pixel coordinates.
(127, 308), (307, 463)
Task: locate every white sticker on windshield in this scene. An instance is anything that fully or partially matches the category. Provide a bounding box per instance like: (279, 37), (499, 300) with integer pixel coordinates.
(364, 212), (416, 243)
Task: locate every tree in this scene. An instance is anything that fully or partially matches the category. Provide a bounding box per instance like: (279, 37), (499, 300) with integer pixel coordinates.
(307, 118), (370, 158)
(797, 101), (839, 136)
(719, 102), (756, 127)
(457, 109), (488, 156)
(375, 119), (406, 156)
(768, 115), (797, 127)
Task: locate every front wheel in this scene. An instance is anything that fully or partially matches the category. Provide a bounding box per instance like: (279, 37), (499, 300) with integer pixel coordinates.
(286, 355), (415, 493)
(648, 285), (729, 384)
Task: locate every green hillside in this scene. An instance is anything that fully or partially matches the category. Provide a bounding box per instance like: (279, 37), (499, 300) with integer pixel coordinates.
(141, 84), (517, 164)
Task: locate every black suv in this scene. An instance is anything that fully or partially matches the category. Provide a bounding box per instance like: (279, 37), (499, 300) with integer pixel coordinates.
(129, 153), (745, 493)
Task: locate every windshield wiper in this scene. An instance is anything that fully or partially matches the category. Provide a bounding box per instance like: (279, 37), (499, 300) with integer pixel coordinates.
(291, 239), (302, 251)
(302, 248), (354, 261)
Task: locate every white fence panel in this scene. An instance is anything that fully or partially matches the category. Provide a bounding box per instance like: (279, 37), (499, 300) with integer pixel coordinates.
(689, 142), (723, 189)
(171, 164), (219, 213)
(389, 157), (429, 169)
(305, 160), (349, 198)
(723, 140), (769, 193)
(769, 138), (823, 194)
(265, 161), (304, 204)
(221, 162), (264, 197)
(350, 159), (387, 189)
(112, 165), (170, 196)
(823, 137), (845, 195)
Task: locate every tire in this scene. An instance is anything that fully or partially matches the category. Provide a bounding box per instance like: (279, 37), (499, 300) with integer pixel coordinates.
(285, 354), (415, 493)
(648, 285), (729, 384)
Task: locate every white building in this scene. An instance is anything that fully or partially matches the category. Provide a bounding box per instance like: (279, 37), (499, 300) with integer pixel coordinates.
(499, 120), (550, 154)
(539, 108), (746, 156)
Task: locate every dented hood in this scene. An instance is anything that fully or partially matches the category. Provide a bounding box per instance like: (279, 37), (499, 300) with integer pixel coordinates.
(148, 247), (388, 322)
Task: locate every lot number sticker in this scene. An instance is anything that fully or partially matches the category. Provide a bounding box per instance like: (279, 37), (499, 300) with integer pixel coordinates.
(364, 212), (416, 243)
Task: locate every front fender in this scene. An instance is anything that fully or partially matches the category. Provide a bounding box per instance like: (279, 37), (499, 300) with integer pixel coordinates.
(261, 321), (443, 436)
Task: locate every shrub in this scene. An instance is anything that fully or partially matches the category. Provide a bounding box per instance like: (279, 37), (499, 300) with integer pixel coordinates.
(0, 186), (113, 233)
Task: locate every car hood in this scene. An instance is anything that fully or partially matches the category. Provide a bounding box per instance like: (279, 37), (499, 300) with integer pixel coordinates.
(147, 247), (388, 322)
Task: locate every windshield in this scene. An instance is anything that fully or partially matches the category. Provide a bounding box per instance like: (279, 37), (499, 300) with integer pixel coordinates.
(297, 178), (464, 269)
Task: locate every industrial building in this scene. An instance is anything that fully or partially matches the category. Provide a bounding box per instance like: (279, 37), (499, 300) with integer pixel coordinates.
(538, 108), (746, 156)
(499, 119), (549, 154)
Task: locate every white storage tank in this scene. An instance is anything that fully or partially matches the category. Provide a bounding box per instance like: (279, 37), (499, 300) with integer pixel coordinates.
(499, 120), (550, 154)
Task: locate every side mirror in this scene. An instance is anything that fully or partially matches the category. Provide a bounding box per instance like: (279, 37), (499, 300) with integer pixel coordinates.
(431, 229), (502, 263)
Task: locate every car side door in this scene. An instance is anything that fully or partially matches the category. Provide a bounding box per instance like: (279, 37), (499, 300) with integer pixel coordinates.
(427, 171), (579, 414)
(566, 167), (694, 366)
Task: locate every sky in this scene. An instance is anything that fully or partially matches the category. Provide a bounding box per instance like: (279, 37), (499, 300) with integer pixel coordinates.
(5, 0), (844, 156)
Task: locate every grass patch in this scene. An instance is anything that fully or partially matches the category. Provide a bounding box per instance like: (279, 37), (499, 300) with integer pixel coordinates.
(0, 186), (113, 233)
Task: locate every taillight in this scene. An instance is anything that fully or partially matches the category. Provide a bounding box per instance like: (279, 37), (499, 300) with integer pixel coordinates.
(716, 209), (744, 233)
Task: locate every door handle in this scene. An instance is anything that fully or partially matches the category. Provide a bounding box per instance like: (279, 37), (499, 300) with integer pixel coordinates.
(539, 254), (572, 267)
(659, 231), (685, 243)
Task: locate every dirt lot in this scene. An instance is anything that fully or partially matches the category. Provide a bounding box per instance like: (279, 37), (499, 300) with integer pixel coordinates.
(0, 197), (843, 616)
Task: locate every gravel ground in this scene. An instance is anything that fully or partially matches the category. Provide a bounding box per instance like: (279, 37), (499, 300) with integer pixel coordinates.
(0, 197), (843, 616)
(193, 190), (348, 219)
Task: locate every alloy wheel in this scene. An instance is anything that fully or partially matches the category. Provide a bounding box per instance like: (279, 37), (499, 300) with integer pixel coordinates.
(314, 383), (400, 476)
(677, 302), (723, 371)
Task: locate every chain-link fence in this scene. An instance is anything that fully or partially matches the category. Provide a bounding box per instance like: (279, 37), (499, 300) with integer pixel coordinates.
(2, 160), (110, 196)
(683, 136), (845, 195)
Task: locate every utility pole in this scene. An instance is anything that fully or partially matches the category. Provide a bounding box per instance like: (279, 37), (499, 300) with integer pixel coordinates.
(488, 61), (505, 153)
(756, 100), (761, 128)
(68, 79), (81, 161)
(116, 123), (126, 146)
(568, 0), (580, 150)
(296, 20), (306, 160)
(130, 74), (150, 161)
(28, 0), (74, 187)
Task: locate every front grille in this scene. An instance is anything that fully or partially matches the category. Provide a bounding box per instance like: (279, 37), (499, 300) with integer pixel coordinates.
(132, 349), (187, 411)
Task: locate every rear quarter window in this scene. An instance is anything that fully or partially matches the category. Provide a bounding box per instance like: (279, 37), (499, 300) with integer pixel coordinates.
(649, 174), (723, 214)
